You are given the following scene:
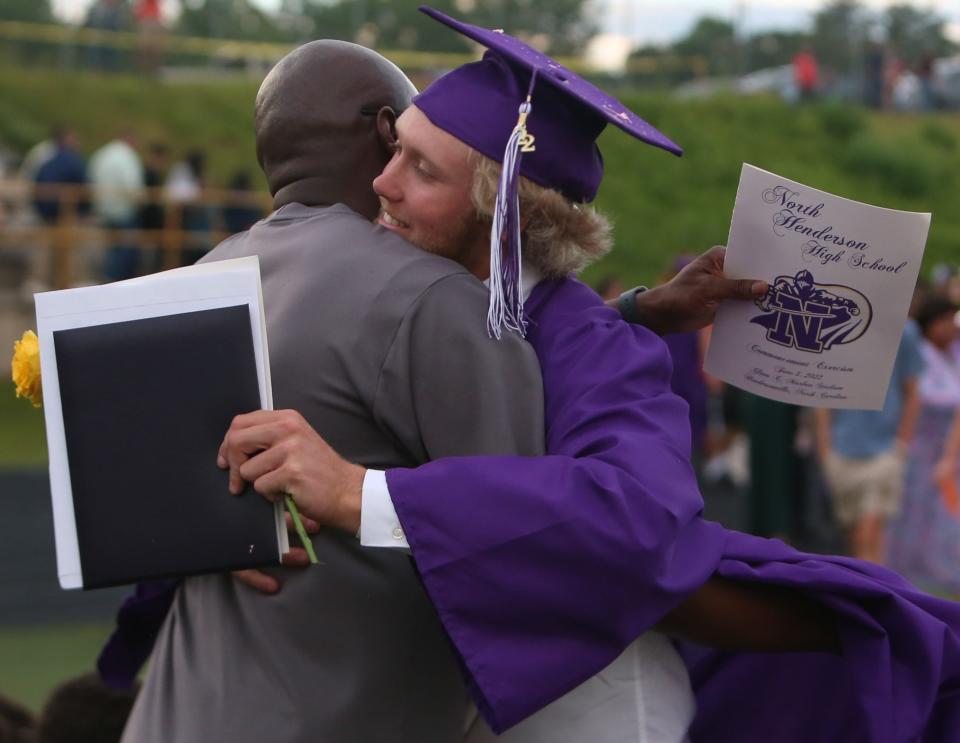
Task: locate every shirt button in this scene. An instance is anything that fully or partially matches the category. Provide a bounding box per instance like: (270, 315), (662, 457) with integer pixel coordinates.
(392, 526), (404, 540)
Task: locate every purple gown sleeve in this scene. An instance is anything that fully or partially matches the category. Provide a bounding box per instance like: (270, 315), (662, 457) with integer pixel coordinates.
(387, 278), (724, 732)
(680, 530), (960, 743)
(97, 579), (180, 689)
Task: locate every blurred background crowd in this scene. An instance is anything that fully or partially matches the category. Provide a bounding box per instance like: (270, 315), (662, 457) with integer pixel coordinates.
(11, 126), (265, 288)
(0, 0), (959, 740)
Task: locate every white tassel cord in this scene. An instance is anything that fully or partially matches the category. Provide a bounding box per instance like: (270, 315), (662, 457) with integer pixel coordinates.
(487, 100), (530, 340)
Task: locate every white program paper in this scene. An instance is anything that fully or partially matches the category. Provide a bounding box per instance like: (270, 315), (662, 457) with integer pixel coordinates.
(34, 257), (288, 589)
(705, 164), (930, 410)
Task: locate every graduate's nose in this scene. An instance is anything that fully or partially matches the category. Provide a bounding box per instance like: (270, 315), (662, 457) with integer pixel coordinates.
(372, 158), (402, 203)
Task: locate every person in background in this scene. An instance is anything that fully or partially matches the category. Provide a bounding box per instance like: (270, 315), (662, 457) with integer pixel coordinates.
(916, 51), (937, 111)
(792, 45), (820, 102)
(0, 694), (35, 742)
(864, 41), (886, 109)
(883, 48), (905, 110)
(887, 296), (960, 593)
(134, 0), (165, 73)
(222, 169), (265, 235)
(743, 395), (806, 540)
(934, 407), (960, 514)
(139, 142), (169, 273)
(84, 0), (129, 72)
(816, 317), (924, 563)
(89, 131), (145, 282)
(164, 149), (212, 266)
(37, 673), (139, 743)
(18, 130), (57, 184)
(33, 127), (87, 225)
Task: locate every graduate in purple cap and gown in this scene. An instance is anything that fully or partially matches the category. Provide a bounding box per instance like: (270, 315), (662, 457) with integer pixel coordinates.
(357, 9), (960, 741)
(105, 8), (960, 742)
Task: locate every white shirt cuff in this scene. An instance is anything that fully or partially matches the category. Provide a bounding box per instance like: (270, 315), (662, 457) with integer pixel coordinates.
(359, 469), (410, 550)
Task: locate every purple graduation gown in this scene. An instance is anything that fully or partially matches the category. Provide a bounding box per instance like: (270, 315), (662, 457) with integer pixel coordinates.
(101, 276), (960, 741)
(390, 277), (960, 740)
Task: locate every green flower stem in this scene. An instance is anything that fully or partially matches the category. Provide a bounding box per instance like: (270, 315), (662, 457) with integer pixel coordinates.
(284, 495), (319, 565)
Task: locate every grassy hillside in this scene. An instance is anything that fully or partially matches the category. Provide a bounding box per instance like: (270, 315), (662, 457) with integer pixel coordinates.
(0, 68), (957, 289)
(592, 94), (960, 286)
(0, 68), (262, 187)
(0, 622), (113, 711)
(0, 387), (47, 468)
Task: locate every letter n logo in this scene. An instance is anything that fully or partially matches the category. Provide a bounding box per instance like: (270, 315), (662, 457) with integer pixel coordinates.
(766, 293), (827, 352)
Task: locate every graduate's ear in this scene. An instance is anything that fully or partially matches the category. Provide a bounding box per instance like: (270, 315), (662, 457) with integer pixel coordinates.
(375, 106), (399, 154)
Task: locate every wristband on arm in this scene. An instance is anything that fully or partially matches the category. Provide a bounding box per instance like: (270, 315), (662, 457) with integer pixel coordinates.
(617, 285), (648, 325)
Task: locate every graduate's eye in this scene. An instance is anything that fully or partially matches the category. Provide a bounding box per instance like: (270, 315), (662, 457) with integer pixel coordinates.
(413, 160), (435, 180)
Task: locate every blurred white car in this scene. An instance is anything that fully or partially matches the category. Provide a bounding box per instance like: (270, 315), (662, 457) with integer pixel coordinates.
(736, 64), (797, 101)
(933, 55), (960, 108)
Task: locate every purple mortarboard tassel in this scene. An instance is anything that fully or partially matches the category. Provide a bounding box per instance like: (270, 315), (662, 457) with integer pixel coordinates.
(487, 72), (538, 339)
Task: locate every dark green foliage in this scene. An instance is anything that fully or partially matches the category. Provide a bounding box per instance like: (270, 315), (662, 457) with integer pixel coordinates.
(176, 0), (291, 42)
(883, 4), (953, 65)
(841, 134), (938, 198)
(811, 1), (870, 75)
(743, 31), (809, 72)
(920, 122), (957, 152)
(302, 0), (595, 54)
(0, 386), (47, 468)
(815, 103), (867, 142)
(672, 16), (739, 77)
(0, 0), (54, 24)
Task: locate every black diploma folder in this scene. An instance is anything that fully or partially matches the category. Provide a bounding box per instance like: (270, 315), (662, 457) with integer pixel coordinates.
(53, 305), (280, 588)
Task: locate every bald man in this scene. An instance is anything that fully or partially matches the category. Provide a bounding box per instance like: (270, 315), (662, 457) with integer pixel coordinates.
(119, 41), (545, 743)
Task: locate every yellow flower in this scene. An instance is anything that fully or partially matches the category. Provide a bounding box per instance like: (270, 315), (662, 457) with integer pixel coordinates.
(11, 330), (42, 408)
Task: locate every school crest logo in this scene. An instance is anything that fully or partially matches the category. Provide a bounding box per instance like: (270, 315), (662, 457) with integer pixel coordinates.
(751, 270), (872, 353)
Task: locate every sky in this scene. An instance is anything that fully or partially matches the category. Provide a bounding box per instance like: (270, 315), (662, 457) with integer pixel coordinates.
(52, 0), (960, 46)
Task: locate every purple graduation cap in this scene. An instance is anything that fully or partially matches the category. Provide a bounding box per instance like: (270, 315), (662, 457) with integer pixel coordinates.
(414, 5), (682, 338)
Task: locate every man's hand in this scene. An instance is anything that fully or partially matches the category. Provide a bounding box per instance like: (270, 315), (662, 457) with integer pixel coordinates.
(233, 512), (321, 594)
(217, 409), (365, 535)
(614, 246), (767, 336)
(657, 575), (840, 654)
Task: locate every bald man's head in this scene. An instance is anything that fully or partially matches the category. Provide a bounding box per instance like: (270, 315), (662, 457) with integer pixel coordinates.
(255, 40), (416, 217)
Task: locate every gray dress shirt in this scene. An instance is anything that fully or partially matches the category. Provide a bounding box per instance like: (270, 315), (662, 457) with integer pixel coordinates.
(121, 203), (544, 743)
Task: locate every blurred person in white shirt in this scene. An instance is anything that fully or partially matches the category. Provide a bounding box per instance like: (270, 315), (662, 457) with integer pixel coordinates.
(89, 133), (145, 281)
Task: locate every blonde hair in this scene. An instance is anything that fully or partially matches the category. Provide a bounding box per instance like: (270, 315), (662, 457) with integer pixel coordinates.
(469, 151), (612, 278)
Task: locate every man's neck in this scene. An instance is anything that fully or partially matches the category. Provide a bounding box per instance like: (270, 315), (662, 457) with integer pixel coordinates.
(272, 183), (336, 212)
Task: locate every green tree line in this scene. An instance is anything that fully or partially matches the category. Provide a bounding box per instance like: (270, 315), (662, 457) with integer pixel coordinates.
(639, 1), (955, 80)
(2, 1), (954, 71)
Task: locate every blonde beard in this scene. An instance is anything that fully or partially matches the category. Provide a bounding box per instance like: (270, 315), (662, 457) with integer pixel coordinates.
(414, 215), (490, 280)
